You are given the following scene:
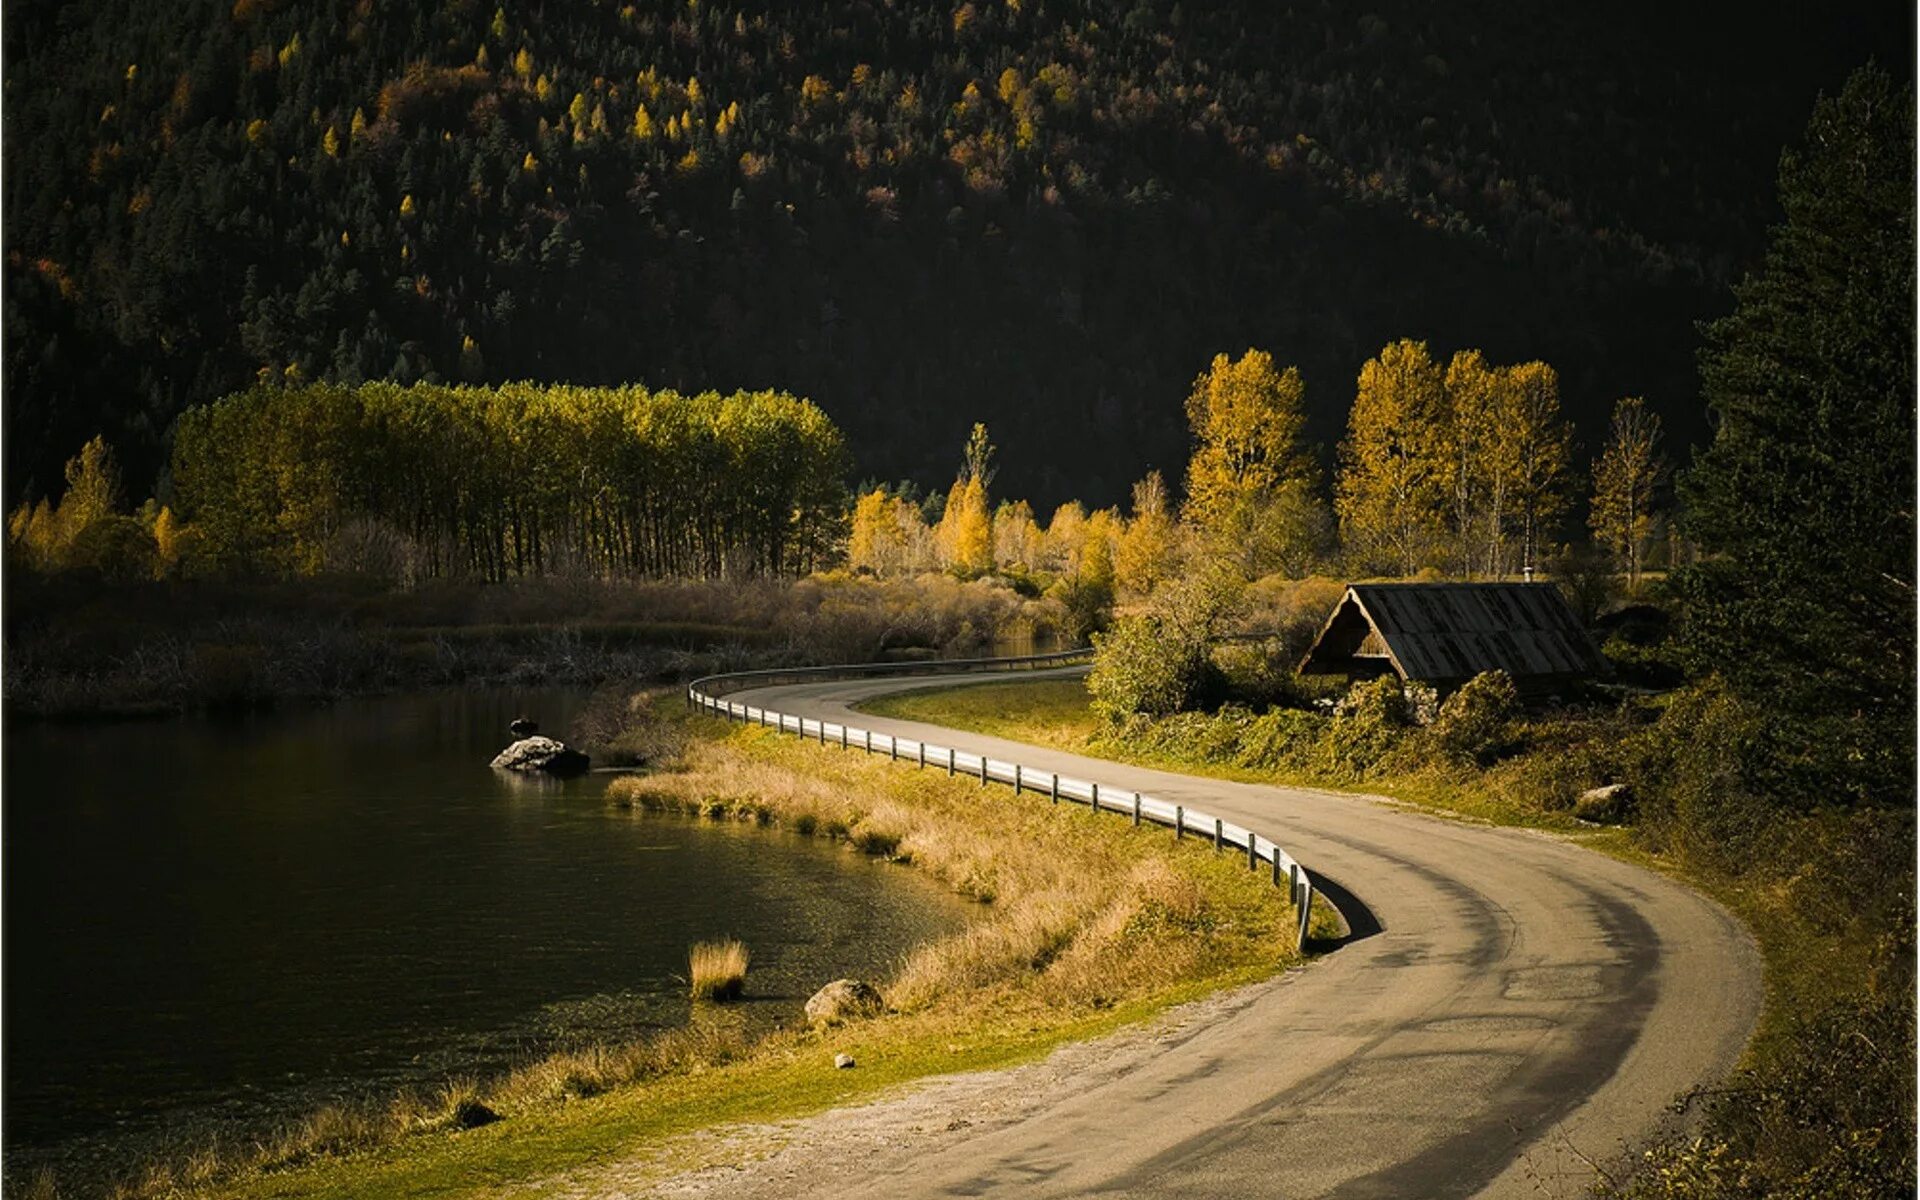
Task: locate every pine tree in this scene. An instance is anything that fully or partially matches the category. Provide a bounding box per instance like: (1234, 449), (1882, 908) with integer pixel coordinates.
(1589, 397), (1664, 590)
(1674, 65), (1914, 806)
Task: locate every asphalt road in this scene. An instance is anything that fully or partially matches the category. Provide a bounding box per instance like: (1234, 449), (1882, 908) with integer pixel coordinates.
(728, 669), (1763, 1200)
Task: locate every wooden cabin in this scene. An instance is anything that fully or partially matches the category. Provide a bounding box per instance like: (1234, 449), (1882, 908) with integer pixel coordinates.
(1298, 583), (1606, 694)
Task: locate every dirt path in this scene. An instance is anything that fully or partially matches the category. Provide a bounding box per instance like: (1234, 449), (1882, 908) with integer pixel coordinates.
(547, 670), (1761, 1199)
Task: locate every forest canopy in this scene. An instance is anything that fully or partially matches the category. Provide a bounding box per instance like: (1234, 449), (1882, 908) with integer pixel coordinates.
(3, 0), (1902, 511)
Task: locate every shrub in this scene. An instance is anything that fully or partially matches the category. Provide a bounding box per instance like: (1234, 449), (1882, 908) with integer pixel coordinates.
(688, 939), (750, 1002)
(64, 514), (157, 582)
(1430, 670), (1519, 765)
(1087, 612), (1219, 720)
(1322, 675), (1413, 776)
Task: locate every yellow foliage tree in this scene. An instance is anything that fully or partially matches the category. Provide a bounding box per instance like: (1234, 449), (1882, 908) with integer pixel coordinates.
(1497, 361), (1571, 578)
(1116, 470), (1175, 596)
(849, 487), (907, 574)
(1440, 348), (1505, 576)
(1336, 339), (1450, 576)
(992, 499), (1043, 572)
(1184, 349), (1325, 579)
(936, 477), (993, 576)
(1589, 396), (1665, 590)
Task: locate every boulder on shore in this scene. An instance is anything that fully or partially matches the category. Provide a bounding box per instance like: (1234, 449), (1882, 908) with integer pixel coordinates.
(491, 735), (591, 776)
(805, 978), (885, 1027)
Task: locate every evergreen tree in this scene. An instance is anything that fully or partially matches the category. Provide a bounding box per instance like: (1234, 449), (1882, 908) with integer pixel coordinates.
(1674, 65), (1915, 807)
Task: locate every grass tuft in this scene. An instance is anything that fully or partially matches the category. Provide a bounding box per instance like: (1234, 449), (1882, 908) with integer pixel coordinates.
(689, 939), (751, 1002)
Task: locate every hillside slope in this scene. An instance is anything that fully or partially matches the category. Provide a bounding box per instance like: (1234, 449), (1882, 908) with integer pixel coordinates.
(3, 0), (1902, 508)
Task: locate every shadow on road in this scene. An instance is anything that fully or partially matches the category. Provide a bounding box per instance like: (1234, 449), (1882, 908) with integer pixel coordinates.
(1306, 871), (1381, 953)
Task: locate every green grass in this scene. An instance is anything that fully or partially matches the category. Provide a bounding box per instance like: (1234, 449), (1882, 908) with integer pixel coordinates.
(859, 677), (1576, 830)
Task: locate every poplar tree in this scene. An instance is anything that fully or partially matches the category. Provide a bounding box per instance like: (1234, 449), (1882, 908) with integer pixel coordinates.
(1499, 361), (1570, 578)
(1181, 349), (1324, 579)
(1589, 396), (1664, 590)
(1116, 470), (1176, 596)
(1336, 339), (1449, 576)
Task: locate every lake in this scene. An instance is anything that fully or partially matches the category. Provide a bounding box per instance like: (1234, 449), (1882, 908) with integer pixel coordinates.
(2, 686), (967, 1182)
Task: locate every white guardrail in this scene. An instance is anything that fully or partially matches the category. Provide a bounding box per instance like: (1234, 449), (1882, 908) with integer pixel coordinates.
(686, 650), (1316, 952)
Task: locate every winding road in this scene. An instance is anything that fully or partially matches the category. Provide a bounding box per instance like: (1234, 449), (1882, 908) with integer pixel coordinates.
(704, 666), (1763, 1200)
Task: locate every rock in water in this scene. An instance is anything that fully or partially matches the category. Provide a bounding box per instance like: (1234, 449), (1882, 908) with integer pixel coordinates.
(508, 716), (539, 737)
(491, 735), (591, 776)
(805, 979), (885, 1027)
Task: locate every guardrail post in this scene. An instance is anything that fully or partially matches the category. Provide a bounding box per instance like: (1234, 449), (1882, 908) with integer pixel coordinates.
(1247, 835), (1258, 870)
(1296, 882), (1313, 951)
(1288, 863), (1299, 900)
(917, 742), (925, 769)
(840, 725), (848, 750)
(1271, 854), (1282, 888)
(1050, 774), (1058, 805)
(1090, 782), (1099, 813)
(887, 734), (895, 760)
(1174, 805), (1183, 839)
(1213, 818), (1223, 851)
(1013, 764), (1022, 794)
(947, 748), (955, 777)
(1132, 792), (1141, 827)
(980, 755), (988, 787)
(864, 730), (872, 754)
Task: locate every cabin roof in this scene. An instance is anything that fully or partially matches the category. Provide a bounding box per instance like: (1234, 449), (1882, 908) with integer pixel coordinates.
(1298, 582), (1605, 685)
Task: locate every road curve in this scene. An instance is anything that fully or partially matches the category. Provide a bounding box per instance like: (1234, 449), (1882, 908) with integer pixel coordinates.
(727, 668), (1762, 1200)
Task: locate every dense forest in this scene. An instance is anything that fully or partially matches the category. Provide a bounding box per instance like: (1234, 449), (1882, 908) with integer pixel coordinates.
(3, 0), (1903, 512)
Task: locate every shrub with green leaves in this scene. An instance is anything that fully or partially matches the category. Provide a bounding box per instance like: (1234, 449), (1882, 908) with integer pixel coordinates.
(1323, 675), (1413, 776)
(1430, 670), (1519, 765)
(1086, 613), (1218, 721)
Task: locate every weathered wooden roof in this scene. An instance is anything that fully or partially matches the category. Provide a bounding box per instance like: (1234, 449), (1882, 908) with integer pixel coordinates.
(1299, 583), (1605, 684)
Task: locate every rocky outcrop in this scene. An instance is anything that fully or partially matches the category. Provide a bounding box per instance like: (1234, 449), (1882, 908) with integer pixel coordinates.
(805, 978), (885, 1027)
(491, 735), (591, 776)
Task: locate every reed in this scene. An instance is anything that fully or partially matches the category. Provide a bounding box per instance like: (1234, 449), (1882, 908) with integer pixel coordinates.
(689, 938), (751, 1001)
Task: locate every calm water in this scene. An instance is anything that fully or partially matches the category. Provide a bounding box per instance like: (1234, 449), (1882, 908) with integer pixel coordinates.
(3, 688), (966, 1179)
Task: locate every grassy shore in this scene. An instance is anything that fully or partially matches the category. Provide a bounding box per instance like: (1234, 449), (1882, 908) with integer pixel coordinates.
(80, 693), (1310, 1200)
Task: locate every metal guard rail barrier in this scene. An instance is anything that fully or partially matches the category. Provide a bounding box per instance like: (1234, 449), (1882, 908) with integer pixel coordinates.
(686, 651), (1316, 952)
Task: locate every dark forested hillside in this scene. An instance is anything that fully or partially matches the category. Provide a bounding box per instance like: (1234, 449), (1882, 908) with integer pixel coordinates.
(3, 0), (1904, 511)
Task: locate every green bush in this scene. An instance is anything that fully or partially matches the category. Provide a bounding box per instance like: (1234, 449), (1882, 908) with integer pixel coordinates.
(1086, 613), (1219, 721)
(64, 515), (158, 583)
(1322, 675), (1413, 777)
(1430, 670), (1519, 765)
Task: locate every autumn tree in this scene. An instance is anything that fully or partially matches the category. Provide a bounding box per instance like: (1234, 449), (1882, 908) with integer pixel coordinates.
(1440, 349), (1507, 576)
(1498, 361), (1571, 577)
(1116, 470), (1176, 596)
(850, 487), (909, 574)
(993, 499), (1043, 572)
(1589, 397), (1665, 590)
(1335, 339), (1450, 576)
(1182, 349), (1326, 579)
(934, 423), (995, 576)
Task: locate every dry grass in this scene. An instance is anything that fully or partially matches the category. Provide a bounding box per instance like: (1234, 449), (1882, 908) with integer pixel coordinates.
(606, 718), (1301, 1025)
(689, 939), (751, 1001)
